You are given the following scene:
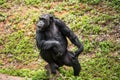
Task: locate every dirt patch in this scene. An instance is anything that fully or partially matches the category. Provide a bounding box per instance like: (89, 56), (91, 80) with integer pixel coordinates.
(0, 22), (6, 35)
(0, 73), (31, 80)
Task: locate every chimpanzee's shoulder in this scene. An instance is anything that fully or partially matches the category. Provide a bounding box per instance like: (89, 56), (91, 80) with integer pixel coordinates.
(54, 17), (65, 25)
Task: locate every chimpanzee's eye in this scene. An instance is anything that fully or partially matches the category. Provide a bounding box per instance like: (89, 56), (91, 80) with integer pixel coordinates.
(39, 17), (42, 20)
(39, 18), (46, 22)
(43, 19), (46, 22)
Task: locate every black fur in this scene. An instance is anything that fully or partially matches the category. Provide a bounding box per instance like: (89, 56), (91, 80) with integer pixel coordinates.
(36, 14), (84, 76)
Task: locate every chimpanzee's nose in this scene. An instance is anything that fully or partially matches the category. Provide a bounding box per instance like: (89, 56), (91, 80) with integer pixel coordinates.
(37, 21), (44, 28)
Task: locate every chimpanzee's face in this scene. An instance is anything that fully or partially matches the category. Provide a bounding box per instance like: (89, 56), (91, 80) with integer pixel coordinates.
(37, 14), (52, 31)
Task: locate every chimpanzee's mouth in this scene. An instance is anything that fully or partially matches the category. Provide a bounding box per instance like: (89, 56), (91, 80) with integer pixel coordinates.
(37, 26), (42, 31)
(39, 27), (42, 30)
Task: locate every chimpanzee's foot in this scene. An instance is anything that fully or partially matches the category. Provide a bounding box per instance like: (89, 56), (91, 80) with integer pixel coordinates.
(45, 64), (60, 80)
(45, 64), (51, 77)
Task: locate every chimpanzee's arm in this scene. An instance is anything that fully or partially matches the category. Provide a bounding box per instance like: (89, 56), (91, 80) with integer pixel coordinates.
(36, 30), (60, 50)
(55, 19), (84, 57)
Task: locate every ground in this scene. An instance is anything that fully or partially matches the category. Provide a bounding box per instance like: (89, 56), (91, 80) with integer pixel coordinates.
(0, 73), (29, 80)
(0, 0), (120, 80)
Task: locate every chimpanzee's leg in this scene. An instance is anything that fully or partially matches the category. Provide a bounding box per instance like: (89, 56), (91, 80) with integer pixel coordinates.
(45, 63), (60, 80)
(72, 57), (81, 76)
(63, 52), (81, 76)
(49, 63), (59, 74)
(45, 64), (51, 77)
(40, 51), (59, 75)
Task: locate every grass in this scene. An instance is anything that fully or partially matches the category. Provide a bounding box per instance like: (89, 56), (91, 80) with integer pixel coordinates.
(0, 55), (119, 80)
(0, 68), (47, 79)
(79, 0), (101, 5)
(0, 12), (8, 22)
(0, 0), (120, 80)
(0, 0), (6, 5)
(1, 30), (38, 64)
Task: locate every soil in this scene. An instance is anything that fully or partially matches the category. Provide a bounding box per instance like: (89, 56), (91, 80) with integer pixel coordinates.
(0, 73), (31, 80)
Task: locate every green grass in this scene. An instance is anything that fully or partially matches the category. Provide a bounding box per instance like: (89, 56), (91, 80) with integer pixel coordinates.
(1, 30), (38, 64)
(0, 0), (120, 80)
(1, 56), (119, 79)
(0, 0), (6, 5)
(0, 55), (119, 80)
(79, 0), (101, 5)
(0, 12), (8, 22)
(107, 0), (120, 12)
(0, 68), (47, 79)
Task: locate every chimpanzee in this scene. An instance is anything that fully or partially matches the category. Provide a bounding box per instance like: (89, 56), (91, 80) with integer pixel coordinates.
(36, 14), (84, 76)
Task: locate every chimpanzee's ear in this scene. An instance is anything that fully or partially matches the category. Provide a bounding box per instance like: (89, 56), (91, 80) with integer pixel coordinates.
(49, 14), (54, 22)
